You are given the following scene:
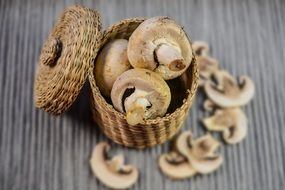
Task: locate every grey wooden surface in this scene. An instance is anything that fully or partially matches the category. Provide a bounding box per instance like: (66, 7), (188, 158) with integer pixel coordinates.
(1, 0), (285, 189)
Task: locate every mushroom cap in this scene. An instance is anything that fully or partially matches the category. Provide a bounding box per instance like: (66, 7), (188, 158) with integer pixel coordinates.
(159, 152), (196, 179)
(90, 142), (139, 189)
(111, 68), (171, 123)
(128, 16), (193, 80)
(203, 108), (248, 144)
(95, 39), (131, 97)
(176, 132), (223, 174)
(204, 70), (255, 107)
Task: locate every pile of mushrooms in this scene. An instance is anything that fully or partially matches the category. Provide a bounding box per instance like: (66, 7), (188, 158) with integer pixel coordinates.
(95, 16), (193, 125)
(191, 41), (255, 145)
(158, 41), (255, 180)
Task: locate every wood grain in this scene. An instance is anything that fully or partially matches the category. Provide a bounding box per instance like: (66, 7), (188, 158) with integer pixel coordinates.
(0, 0), (284, 189)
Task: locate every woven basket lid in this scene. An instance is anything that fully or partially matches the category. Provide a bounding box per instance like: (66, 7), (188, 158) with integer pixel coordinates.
(34, 5), (102, 114)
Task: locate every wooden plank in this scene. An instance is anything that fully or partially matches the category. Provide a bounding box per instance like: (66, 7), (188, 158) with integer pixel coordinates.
(0, 0), (284, 189)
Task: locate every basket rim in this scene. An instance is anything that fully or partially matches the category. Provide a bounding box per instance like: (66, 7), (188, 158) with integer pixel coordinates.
(88, 17), (199, 125)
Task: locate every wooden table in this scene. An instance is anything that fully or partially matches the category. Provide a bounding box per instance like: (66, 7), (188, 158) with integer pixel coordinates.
(1, 0), (284, 189)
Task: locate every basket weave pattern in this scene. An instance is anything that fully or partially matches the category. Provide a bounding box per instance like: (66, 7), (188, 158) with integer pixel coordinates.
(34, 5), (102, 114)
(89, 18), (199, 148)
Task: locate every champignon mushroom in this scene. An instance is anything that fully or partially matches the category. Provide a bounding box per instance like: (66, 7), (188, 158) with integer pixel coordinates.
(111, 68), (171, 125)
(175, 131), (223, 174)
(204, 70), (255, 107)
(128, 16), (193, 80)
(192, 41), (209, 56)
(202, 107), (248, 144)
(95, 39), (131, 97)
(90, 142), (139, 189)
(158, 151), (196, 179)
(197, 56), (219, 87)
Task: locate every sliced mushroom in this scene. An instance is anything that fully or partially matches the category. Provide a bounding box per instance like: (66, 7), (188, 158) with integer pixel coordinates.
(202, 107), (248, 144)
(176, 131), (223, 174)
(197, 56), (219, 87)
(159, 151), (196, 179)
(90, 142), (139, 189)
(192, 41), (209, 56)
(111, 68), (171, 125)
(204, 70), (255, 107)
(128, 16), (193, 80)
(95, 39), (131, 97)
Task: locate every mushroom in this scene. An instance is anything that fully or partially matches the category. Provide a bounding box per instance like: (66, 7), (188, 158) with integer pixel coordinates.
(95, 39), (131, 97)
(204, 70), (255, 107)
(196, 56), (219, 87)
(192, 41), (209, 56)
(90, 142), (139, 189)
(158, 151), (196, 179)
(202, 107), (248, 144)
(111, 68), (171, 125)
(175, 131), (223, 174)
(128, 16), (193, 80)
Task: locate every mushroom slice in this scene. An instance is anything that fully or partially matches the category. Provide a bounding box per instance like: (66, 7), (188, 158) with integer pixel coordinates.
(128, 16), (193, 80)
(204, 70), (255, 107)
(192, 41), (209, 56)
(90, 142), (139, 189)
(197, 56), (219, 87)
(176, 132), (223, 174)
(95, 39), (131, 97)
(203, 107), (248, 144)
(111, 69), (171, 125)
(159, 151), (196, 179)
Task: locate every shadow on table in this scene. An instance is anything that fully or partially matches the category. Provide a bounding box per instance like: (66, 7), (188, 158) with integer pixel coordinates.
(65, 82), (101, 135)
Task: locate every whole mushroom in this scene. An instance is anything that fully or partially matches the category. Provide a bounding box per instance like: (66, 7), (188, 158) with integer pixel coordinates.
(128, 16), (193, 80)
(111, 69), (171, 125)
(95, 39), (131, 97)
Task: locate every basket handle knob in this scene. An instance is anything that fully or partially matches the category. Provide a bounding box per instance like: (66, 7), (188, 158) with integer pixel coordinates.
(40, 36), (62, 66)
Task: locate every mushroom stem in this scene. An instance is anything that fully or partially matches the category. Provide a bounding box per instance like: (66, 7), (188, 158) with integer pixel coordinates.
(155, 43), (186, 71)
(124, 89), (152, 125)
(125, 97), (151, 125)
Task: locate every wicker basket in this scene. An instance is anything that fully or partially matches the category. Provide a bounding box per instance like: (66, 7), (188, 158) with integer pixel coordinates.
(34, 5), (199, 149)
